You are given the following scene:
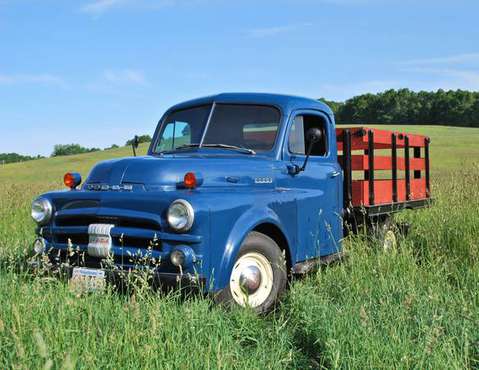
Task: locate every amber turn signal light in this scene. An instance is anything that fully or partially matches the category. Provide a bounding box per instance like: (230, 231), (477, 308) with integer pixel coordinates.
(64, 172), (82, 189)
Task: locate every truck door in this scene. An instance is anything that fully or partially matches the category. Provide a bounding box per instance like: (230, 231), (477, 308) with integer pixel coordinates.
(282, 110), (343, 261)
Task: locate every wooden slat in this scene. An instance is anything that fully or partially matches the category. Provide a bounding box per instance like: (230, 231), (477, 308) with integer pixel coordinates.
(336, 127), (428, 149)
(336, 127), (430, 208)
(337, 155), (425, 171)
(351, 179), (427, 206)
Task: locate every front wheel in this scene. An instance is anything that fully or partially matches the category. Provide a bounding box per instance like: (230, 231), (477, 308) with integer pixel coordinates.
(215, 231), (287, 313)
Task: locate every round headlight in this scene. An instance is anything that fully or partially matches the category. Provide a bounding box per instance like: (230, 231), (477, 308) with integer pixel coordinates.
(167, 199), (194, 232)
(31, 198), (53, 225)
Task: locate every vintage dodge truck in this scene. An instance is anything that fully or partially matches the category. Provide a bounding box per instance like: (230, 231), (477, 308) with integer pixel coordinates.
(31, 93), (431, 312)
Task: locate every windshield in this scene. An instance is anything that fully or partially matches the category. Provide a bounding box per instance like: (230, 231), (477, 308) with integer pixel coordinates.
(153, 103), (280, 154)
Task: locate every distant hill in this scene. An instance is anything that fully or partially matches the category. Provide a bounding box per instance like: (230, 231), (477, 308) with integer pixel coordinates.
(0, 143), (149, 184)
(0, 142), (128, 166)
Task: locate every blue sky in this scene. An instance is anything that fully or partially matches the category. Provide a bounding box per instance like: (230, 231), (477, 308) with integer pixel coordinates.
(0, 0), (477, 156)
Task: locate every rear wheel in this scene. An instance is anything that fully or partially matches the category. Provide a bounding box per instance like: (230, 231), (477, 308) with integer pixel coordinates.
(382, 228), (397, 250)
(215, 231), (287, 313)
(371, 215), (398, 251)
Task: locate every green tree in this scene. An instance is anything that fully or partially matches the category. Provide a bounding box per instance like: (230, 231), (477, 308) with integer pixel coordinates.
(320, 89), (479, 127)
(51, 144), (100, 157)
(125, 135), (152, 146)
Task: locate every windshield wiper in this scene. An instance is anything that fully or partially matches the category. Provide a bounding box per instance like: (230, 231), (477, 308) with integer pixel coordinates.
(158, 143), (200, 154)
(201, 144), (256, 155)
(162, 143), (255, 155)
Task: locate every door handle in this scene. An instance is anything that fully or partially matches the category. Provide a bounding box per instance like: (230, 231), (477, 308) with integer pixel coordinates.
(329, 170), (341, 178)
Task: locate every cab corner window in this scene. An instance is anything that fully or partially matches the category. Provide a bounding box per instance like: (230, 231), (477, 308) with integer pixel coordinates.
(288, 114), (327, 156)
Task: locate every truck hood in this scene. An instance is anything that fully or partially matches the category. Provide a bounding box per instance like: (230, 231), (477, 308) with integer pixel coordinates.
(84, 155), (278, 191)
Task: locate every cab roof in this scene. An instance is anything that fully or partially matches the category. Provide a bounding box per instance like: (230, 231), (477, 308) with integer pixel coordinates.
(166, 92), (334, 117)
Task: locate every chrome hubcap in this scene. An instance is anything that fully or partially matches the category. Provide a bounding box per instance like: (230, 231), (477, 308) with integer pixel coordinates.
(230, 252), (274, 308)
(383, 230), (397, 250)
(239, 265), (262, 294)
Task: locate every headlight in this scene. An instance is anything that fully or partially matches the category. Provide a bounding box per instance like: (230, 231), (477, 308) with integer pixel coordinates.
(167, 199), (194, 232)
(31, 198), (53, 225)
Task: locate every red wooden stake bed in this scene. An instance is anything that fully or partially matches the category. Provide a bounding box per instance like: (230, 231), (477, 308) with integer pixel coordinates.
(336, 127), (431, 221)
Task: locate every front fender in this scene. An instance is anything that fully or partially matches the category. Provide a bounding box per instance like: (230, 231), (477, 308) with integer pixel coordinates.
(213, 206), (290, 290)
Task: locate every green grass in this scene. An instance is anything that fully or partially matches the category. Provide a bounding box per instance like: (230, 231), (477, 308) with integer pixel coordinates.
(0, 125), (478, 369)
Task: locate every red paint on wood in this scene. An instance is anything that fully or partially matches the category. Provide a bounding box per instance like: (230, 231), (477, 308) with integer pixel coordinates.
(336, 126), (430, 207)
(336, 127), (428, 150)
(351, 179), (427, 206)
(337, 155), (425, 171)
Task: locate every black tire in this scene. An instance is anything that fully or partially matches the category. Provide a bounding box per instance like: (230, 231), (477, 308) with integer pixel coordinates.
(214, 231), (287, 314)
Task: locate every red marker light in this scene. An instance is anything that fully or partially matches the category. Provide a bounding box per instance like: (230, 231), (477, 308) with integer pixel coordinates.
(184, 172), (197, 189)
(64, 172), (81, 189)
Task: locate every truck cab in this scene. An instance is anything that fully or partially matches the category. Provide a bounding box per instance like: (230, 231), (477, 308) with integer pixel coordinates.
(30, 93), (430, 312)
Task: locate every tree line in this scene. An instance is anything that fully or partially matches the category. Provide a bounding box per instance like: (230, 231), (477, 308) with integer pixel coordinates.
(51, 135), (152, 157)
(320, 89), (479, 127)
(51, 144), (102, 157)
(0, 153), (44, 164)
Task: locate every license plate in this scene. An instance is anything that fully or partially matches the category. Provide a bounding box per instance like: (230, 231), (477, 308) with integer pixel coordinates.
(87, 223), (115, 258)
(70, 267), (106, 293)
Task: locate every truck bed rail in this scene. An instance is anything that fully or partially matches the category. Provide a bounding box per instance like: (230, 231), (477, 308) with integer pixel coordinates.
(336, 127), (431, 220)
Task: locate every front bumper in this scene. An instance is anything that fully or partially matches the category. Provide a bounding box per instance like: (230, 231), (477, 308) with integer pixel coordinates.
(39, 225), (202, 261)
(34, 205), (208, 287)
(29, 259), (206, 290)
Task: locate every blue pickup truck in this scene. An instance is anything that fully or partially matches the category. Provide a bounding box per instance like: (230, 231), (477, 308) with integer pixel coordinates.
(31, 93), (431, 312)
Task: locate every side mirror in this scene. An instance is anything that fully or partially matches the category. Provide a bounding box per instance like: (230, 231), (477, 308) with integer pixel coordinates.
(131, 135), (139, 156)
(306, 127), (323, 144)
(288, 128), (323, 176)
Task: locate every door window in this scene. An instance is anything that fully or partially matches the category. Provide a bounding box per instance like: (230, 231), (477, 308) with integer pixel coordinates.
(288, 114), (328, 156)
(157, 121), (191, 152)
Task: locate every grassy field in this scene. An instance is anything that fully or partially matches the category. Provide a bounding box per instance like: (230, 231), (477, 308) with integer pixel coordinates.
(0, 125), (478, 369)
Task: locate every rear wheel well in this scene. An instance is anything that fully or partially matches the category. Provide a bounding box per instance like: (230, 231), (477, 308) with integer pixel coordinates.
(252, 223), (292, 273)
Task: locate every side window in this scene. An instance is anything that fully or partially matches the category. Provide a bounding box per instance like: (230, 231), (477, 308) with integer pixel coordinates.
(157, 121), (191, 151)
(288, 114), (327, 156)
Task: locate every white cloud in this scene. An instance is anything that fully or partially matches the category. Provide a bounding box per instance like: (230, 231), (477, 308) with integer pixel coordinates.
(317, 0), (369, 3)
(102, 69), (147, 85)
(402, 53), (479, 66)
(0, 73), (65, 86)
(319, 68), (479, 101)
(80, 0), (204, 15)
(81, 0), (125, 15)
(318, 80), (402, 101)
(398, 52), (479, 91)
(246, 22), (313, 38)
(401, 67), (479, 90)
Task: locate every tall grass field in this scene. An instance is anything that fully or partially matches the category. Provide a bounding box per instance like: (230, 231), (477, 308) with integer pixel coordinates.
(0, 125), (478, 369)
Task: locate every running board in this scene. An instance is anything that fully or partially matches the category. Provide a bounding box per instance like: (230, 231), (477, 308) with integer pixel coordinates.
(291, 251), (346, 275)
